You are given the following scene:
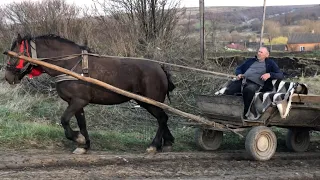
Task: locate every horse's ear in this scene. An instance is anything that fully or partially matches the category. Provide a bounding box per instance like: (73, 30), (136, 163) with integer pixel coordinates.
(83, 39), (88, 46)
(17, 33), (22, 44)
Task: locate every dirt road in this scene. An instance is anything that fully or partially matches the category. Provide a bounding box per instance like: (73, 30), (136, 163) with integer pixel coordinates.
(0, 149), (319, 180)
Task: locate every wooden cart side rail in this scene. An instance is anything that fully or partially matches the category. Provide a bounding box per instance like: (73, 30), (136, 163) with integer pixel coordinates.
(292, 94), (320, 104)
(4, 51), (232, 132)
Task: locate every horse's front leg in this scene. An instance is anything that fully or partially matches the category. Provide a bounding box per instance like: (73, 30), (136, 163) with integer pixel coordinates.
(60, 99), (88, 154)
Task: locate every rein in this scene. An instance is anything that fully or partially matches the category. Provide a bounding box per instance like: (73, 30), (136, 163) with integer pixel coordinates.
(8, 39), (234, 79)
(41, 53), (236, 79)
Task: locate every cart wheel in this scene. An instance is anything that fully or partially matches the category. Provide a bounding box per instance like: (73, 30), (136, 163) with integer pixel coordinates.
(195, 128), (223, 151)
(245, 126), (277, 161)
(286, 128), (310, 152)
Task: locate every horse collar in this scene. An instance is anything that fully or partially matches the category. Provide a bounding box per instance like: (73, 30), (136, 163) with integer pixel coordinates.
(30, 40), (37, 59)
(82, 50), (89, 74)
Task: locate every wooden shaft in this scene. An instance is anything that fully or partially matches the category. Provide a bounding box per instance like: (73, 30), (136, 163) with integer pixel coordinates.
(5, 51), (227, 129)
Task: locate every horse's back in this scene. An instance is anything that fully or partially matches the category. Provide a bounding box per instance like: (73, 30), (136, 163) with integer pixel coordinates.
(77, 56), (168, 103)
(90, 56), (166, 82)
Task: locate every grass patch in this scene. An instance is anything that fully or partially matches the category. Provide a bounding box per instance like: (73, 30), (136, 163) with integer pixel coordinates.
(0, 111), (318, 153)
(171, 127), (198, 151)
(89, 131), (150, 152)
(0, 119), (62, 149)
(297, 75), (320, 95)
(0, 108), (245, 152)
(221, 132), (245, 150)
(0, 116), (201, 152)
(302, 51), (320, 58)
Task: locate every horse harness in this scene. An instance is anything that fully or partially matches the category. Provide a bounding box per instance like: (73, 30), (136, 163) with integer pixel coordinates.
(54, 49), (90, 83)
(17, 39), (92, 83)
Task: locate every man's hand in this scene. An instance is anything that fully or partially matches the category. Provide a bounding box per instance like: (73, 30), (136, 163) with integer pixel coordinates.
(237, 74), (244, 80)
(261, 73), (271, 81)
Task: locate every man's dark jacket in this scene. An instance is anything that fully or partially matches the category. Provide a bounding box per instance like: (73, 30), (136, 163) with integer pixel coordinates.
(235, 57), (284, 91)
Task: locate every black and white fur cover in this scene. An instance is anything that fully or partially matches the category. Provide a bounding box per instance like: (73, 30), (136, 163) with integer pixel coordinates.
(215, 79), (308, 121)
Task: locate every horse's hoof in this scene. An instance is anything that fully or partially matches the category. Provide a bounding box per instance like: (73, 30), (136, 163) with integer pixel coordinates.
(146, 146), (157, 154)
(162, 146), (173, 152)
(75, 133), (86, 144)
(73, 148), (87, 154)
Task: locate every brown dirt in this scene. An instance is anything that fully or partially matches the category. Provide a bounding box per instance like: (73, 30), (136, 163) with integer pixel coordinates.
(0, 149), (319, 180)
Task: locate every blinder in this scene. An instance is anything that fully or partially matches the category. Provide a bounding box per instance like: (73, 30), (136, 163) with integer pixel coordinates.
(6, 39), (33, 76)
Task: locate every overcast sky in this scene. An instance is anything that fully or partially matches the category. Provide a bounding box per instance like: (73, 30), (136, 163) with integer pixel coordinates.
(0, 0), (319, 7)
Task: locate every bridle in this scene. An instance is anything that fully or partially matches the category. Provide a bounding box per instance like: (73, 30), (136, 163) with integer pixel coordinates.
(6, 39), (42, 79)
(5, 37), (89, 81)
(6, 39), (33, 78)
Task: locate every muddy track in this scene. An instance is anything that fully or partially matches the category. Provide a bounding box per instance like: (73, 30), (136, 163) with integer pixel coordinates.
(0, 149), (319, 179)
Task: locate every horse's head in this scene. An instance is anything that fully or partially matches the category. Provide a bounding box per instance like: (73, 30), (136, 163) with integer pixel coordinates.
(5, 34), (42, 84)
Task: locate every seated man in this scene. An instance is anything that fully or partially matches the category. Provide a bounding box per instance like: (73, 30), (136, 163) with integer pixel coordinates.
(224, 46), (284, 118)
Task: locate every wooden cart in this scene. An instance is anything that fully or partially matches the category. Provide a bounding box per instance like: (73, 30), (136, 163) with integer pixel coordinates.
(6, 51), (320, 161)
(194, 94), (320, 161)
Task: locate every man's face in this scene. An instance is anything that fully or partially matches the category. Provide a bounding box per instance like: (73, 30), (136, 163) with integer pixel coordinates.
(257, 47), (269, 60)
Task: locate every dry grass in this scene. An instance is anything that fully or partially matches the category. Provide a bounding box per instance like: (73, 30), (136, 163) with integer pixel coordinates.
(297, 76), (320, 95)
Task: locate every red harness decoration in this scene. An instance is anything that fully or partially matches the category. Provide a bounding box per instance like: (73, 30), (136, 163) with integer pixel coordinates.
(16, 40), (43, 78)
(29, 67), (43, 78)
(16, 40), (27, 69)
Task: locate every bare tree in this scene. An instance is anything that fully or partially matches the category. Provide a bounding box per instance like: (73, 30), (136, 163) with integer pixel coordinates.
(0, 7), (11, 66)
(3, 0), (86, 43)
(92, 0), (181, 58)
(1, 0), (186, 60)
(299, 20), (320, 33)
(230, 30), (242, 42)
(284, 13), (294, 25)
(0, 0), (95, 92)
(264, 20), (281, 43)
(207, 19), (220, 52)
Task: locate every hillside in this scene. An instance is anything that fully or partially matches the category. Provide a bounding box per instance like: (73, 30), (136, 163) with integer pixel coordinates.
(179, 4), (320, 50)
(183, 5), (320, 25)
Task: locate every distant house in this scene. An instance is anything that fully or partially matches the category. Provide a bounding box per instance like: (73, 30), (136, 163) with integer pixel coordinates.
(264, 44), (287, 52)
(287, 32), (320, 52)
(225, 43), (246, 51)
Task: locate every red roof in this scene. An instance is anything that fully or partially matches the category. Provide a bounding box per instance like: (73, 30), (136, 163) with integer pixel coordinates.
(226, 43), (246, 50)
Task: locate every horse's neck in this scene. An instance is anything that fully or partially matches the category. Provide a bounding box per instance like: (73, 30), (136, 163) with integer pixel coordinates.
(41, 57), (80, 77)
(36, 39), (81, 58)
(34, 39), (82, 77)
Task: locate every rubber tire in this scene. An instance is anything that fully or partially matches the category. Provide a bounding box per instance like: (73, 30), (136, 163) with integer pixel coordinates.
(245, 126), (277, 161)
(195, 128), (223, 151)
(286, 128), (310, 152)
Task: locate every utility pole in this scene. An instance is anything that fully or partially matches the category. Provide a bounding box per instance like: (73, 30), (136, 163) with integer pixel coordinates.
(199, 0), (205, 60)
(259, 0), (267, 47)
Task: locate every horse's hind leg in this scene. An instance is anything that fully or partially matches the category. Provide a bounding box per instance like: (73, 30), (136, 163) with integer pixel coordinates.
(138, 102), (174, 153)
(162, 125), (175, 152)
(73, 108), (90, 154)
(61, 99), (89, 154)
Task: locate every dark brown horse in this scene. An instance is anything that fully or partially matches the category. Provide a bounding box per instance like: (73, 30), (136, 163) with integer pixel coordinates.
(4, 34), (175, 154)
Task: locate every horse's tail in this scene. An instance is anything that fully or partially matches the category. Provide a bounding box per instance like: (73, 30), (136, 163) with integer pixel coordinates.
(161, 65), (175, 103)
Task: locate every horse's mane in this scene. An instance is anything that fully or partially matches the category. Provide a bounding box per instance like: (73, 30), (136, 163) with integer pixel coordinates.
(21, 34), (93, 53)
